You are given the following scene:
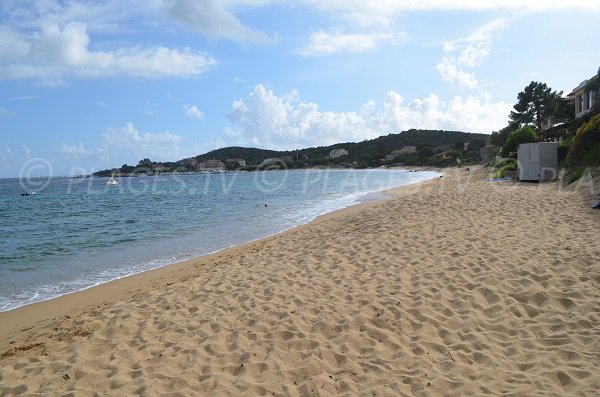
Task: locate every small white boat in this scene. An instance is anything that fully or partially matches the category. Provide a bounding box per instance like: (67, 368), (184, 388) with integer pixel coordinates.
(106, 176), (119, 186)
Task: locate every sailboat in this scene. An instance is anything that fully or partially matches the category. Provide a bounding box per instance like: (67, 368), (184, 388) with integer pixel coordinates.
(106, 173), (119, 186)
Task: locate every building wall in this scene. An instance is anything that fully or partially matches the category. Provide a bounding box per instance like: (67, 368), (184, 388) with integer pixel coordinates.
(571, 77), (598, 119)
(198, 160), (225, 170)
(329, 149), (348, 159)
(397, 146), (416, 155)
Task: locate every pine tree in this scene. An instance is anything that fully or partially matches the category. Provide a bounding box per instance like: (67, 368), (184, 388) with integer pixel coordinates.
(509, 82), (563, 132)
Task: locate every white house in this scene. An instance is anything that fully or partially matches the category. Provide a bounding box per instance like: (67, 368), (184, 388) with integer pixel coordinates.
(568, 72), (599, 119)
(329, 148), (348, 159)
(398, 146), (417, 154)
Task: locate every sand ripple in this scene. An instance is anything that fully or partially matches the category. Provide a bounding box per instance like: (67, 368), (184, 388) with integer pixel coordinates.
(1, 168), (599, 396)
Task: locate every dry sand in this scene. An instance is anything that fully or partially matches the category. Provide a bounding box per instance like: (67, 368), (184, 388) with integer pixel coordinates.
(1, 167), (599, 396)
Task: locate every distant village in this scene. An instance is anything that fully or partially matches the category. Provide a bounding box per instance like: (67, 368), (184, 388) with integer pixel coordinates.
(94, 141), (485, 178)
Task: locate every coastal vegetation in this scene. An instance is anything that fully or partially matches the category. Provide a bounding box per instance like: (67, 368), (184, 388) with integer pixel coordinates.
(499, 126), (539, 157)
(93, 129), (488, 176)
(491, 68), (600, 183)
(495, 158), (517, 178)
(569, 114), (600, 165)
(508, 81), (571, 134)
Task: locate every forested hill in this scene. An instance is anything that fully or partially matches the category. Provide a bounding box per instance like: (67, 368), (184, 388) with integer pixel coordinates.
(193, 147), (291, 165)
(194, 129), (488, 164)
(93, 129), (489, 176)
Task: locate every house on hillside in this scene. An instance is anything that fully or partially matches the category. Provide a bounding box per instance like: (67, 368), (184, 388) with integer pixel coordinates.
(433, 151), (457, 163)
(386, 146), (417, 160)
(480, 145), (498, 164)
(198, 159), (225, 170)
(568, 71), (599, 119)
(329, 148), (348, 159)
(225, 158), (246, 167)
(398, 146), (417, 154)
(151, 163), (170, 174)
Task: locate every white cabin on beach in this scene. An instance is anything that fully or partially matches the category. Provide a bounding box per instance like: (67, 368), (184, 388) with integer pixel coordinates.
(517, 142), (558, 182)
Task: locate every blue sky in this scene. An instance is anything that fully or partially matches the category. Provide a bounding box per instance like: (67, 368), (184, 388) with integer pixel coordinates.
(0, 0), (599, 177)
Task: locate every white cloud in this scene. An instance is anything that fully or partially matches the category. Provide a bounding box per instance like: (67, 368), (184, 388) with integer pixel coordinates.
(166, 0), (278, 45)
(0, 0), (163, 33)
(142, 101), (158, 117)
(298, 30), (405, 57)
(22, 145), (31, 160)
(226, 84), (511, 149)
(435, 19), (506, 89)
(380, 91), (511, 133)
(54, 143), (93, 158)
(184, 104), (204, 119)
(0, 26), (30, 60)
(0, 22), (217, 83)
(0, 106), (14, 116)
(0, 146), (15, 165)
(8, 96), (37, 100)
(436, 57), (479, 89)
(101, 122), (185, 160)
(54, 122), (205, 166)
(304, 0), (600, 26)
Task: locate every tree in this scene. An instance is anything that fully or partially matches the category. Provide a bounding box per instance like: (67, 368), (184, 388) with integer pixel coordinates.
(468, 138), (486, 152)
(491, 125), (513, 147)
(419, 147), (435, 159)
(138, 158), (152, 167)
(501, 126), (540, 157)
(553, 98), (575, 124)
(509, 82), (563, 133)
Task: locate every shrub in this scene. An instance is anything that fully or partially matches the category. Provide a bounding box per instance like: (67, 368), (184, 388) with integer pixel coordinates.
(496, 159), (517, 178)
(501, 126), (540, 157)
(495, 158), (515, 169)
(557, 141), (570, 161)
(569, 114), (600, 165)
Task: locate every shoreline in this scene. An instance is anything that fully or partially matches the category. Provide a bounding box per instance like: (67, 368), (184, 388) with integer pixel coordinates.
(2, 166), (597, 396)
(0, 170), (442, 341)
(0, 168), (441, 314)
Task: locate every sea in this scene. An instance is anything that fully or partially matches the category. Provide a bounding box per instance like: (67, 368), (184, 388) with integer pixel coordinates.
(0, 169), (440, 312)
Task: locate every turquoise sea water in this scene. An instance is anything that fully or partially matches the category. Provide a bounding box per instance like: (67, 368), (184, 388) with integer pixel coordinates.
(0, 169), (439, 312)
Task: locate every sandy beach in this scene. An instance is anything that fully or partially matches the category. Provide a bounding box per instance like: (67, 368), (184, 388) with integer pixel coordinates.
(1, 167), (599, 396)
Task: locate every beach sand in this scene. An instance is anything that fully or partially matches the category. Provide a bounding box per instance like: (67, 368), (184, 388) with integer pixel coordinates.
(1, 167), (599, 396)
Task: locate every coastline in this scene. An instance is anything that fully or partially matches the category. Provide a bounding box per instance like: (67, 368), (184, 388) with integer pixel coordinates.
(0, 170), (441, 341)
(2, 166), (598, 396)
(0, 168), (441, 314)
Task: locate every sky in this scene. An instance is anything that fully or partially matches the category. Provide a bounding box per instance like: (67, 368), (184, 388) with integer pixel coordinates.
(0, 0), (599, 177)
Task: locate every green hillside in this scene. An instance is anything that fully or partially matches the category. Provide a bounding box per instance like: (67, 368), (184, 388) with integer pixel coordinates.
(93, 129), (489, 176)
(192, 147), (293, 165)
(193, 129), (488, 165)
